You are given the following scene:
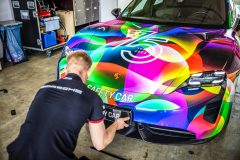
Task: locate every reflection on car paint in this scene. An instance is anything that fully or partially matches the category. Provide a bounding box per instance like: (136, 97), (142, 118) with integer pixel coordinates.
(58, 20), (240, 140)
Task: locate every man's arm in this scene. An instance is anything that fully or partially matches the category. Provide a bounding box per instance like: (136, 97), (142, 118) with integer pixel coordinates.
(89, 117), (130, 151)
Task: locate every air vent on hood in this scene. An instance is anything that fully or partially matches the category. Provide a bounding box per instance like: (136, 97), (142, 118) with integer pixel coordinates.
(193, 33), (207, 41)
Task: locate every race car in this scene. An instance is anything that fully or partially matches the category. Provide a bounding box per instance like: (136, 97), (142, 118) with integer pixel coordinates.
(57, 0), (240, 144)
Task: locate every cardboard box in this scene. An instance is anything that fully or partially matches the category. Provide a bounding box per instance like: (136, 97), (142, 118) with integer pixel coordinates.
(56, 10), (75, 40)
(40, 26), (46, 33)
(57, 28), (66, 38)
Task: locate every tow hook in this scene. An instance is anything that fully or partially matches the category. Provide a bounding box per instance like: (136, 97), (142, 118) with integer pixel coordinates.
(138, 123), (144, 130)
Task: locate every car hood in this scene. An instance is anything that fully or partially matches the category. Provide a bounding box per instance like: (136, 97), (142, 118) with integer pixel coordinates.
(63, 20), (235, 138)
(67, 20), (226, 96)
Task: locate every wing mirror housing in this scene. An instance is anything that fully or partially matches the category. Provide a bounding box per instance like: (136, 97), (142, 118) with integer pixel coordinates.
(232, 5), (240, 31)
(111, 8), (121, 18)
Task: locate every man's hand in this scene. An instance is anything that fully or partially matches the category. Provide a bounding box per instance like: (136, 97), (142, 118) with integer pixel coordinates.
(115, 117), (130, 130)
(89, 117), (130, 151)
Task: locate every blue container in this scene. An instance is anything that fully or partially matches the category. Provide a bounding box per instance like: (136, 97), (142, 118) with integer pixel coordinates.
(41, 31), (57, 48)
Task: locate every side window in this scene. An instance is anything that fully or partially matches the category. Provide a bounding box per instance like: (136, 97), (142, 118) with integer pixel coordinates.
(132, 0), (148, 13)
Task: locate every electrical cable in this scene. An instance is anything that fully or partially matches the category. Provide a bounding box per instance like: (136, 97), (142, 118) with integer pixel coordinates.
(59, 22), (68, 41)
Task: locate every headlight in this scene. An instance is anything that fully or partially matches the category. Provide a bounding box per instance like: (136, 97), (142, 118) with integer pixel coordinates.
(188, 71), (226, 87)
(176, 71), (227, 90)
(64, 45), (73, 56)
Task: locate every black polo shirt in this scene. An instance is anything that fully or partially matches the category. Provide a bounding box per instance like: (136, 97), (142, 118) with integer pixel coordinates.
(7, 73), (104, 160)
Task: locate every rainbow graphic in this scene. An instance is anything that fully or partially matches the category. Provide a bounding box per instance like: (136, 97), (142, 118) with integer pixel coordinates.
(58, 19), (240, 141)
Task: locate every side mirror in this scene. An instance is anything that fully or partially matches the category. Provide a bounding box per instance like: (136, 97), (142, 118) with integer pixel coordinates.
(111, 8), (121, 18)
(232, 5), (240, 31)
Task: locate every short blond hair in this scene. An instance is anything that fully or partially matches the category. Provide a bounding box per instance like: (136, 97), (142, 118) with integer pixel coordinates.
(67, 50), (92, 75)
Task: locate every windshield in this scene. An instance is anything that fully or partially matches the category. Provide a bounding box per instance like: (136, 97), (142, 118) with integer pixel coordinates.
(118, 0), (228, 28)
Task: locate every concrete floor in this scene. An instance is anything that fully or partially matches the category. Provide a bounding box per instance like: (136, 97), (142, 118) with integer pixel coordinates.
(0, 49), (240, 160)
(2, 1), (240, 157)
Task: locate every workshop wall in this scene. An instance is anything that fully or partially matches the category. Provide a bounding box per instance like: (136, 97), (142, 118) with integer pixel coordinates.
(0, 0), (13, 21)
(98, 0), (133, 23)
(118, 0), (132, 11)
(99, 0), (118, 22)
(0, 0), (14, 58)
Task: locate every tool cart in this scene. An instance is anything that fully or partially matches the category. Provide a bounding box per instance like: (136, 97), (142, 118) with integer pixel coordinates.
(10, 0), (68, 57)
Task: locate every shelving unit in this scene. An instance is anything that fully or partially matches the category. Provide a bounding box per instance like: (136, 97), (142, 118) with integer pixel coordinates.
(56, 0), (100, 26)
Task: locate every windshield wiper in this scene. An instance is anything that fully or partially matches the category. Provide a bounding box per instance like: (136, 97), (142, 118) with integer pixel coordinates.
(174, 0), (185, 23)
(147, 0), (155, 19)
(198, 5), (212, 28)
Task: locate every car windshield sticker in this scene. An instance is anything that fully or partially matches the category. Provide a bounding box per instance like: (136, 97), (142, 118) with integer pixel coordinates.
(123, 11), (129, 16)
(154, 0), (163, 5)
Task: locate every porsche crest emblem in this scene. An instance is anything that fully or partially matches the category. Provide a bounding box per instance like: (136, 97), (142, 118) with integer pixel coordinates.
(114, 73), (121, 80)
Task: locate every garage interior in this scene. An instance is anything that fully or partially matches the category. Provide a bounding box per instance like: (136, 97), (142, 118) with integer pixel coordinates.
(1, 0), (240, 160)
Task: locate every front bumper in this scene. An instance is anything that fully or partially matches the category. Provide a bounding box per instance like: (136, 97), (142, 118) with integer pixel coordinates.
(104, 120), (217, 145)
(103, 80), (233, 145)
(57, 53), (234, 144)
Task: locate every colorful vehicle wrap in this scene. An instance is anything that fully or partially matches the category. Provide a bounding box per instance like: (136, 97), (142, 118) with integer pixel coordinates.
(57, 0), (240, 144)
